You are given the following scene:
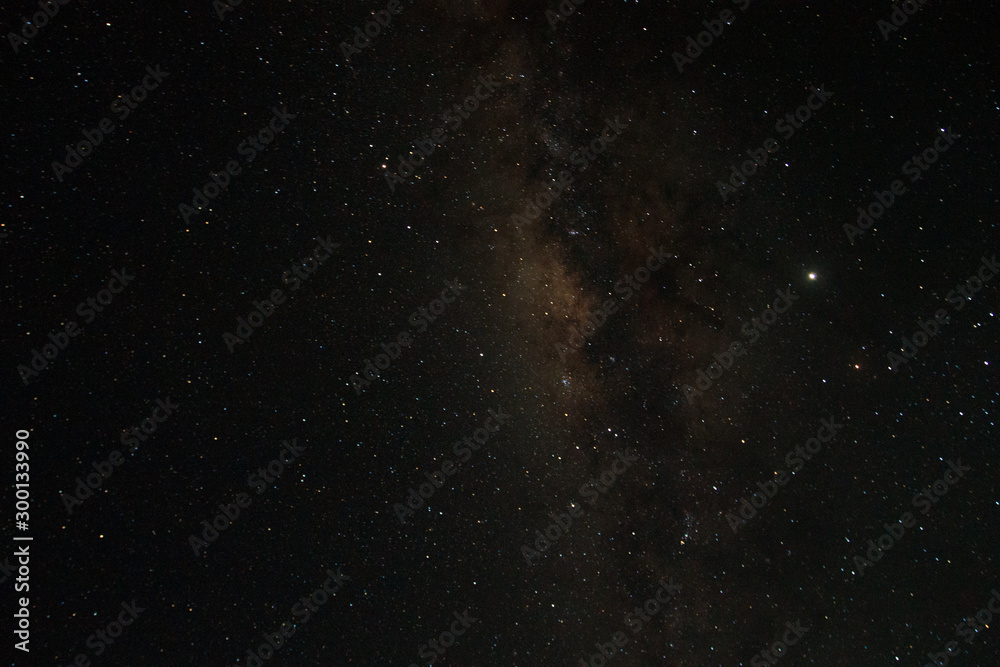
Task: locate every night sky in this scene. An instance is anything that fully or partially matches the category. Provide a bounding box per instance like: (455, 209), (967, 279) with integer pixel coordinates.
(5, 1), (1000, 665)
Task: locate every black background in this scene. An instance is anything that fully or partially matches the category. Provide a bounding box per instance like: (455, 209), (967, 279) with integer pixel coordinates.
(3, 0), (999, 665)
